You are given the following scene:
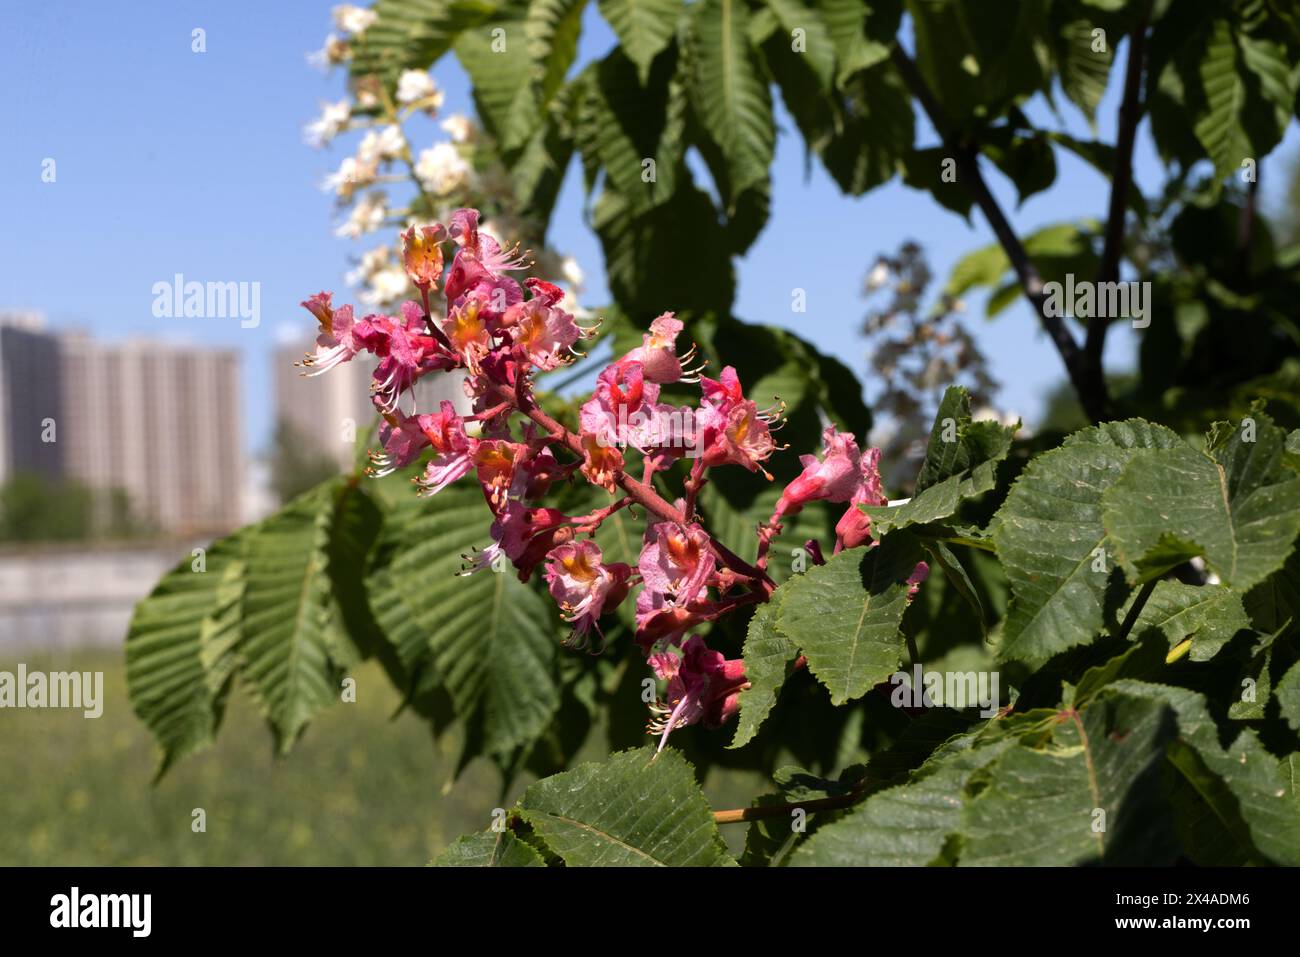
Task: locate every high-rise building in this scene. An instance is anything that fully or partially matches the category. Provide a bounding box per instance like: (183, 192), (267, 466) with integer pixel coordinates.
(0, 312), (63, 482)
(0, 314), (243, 535)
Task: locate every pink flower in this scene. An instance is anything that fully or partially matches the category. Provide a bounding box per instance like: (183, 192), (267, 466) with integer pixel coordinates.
(401, 223), (446, 291)
(461, 502), (572, 580)
(579, 361), (660, 448)
(580, 433), (624, 494)
(620, 312), (700, 384)
(834, 447), (889, 548)
(638, 521), (715, 600)
(906, 561), (930, 598)
(699, 399), (777, 475)
(414, 401), (476, 495)
(508, 295), (581, 371)
(647, 635), (748, 752)
(544, 540), (632, 644)
(776, 426), (863, 518)
(634, 521), (716, 646)
(444, 209), (524, 319)
(297, 297), (380, 376)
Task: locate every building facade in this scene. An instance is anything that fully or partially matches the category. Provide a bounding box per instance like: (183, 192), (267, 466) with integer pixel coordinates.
(0, 314), (243, 535)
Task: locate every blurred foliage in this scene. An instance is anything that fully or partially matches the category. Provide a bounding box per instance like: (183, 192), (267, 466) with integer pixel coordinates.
(0, 473), (153, 544)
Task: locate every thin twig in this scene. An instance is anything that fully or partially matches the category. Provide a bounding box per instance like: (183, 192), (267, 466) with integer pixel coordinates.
(889, 46), (1109, 422)
(1087, 11), (1151, 404)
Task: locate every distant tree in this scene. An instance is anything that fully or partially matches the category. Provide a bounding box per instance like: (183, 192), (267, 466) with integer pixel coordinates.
(0, 473), (91, 542)
(269, 418), (343, 504)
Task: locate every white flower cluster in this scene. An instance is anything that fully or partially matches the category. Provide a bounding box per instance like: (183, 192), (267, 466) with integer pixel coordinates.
(301, 6), (584, 312)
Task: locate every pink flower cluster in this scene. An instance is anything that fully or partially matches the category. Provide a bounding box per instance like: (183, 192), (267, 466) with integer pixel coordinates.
(298, 209), (924, 750)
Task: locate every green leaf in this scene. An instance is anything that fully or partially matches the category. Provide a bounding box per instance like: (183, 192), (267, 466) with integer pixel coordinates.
(917, 386), (1016, 491)
(434, 830), (547, 866)
(766, 0), (834, 90)
(596, 0), (681, 83)
(125, 534), (247, 774)
(776, 531), (925, 705)
(517, 749), (734, 865)
(791, 739), (1012, 866)
(863, 386), (1017, 537)
(238, 487), (342, 754)
(689, 0), (776, 204)
(1192, 20), (1250, 180)
(1109, 680), (1300, 865)
(1051, 12), (1113, 124)
(366, 486), (560, 759)
(455, 13), (539, 155)
(730, 601), (799, 748)
(1276, 659), (1300, 733)
(592, 179), (736, 316)
(351, 0), (502, 85)
(993, 419), (1182, 667)
(958, 692), (1180, 865)
(1101, 413), (1300, 589)
(1127, 581), (1250, 662)
(1244, 549), (1300, 637)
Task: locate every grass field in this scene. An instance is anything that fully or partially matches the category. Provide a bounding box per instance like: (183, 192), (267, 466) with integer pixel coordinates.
(0, 650), (758, 865)
(0, 650), (529, 865)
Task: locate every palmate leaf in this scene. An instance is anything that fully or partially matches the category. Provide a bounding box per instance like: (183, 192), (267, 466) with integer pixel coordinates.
(688, 0), (775, 206)
(239, 487), (344, 754)
(365, 485), (561, 760)
(350, 0), (502, 85)
(1051, 8), (1113, 125)
(993, 419), (1182, 667)
(775, 531), (925, 705)
(574, 48), (682, 215)
(517, 749), (734, 865)
(592, 178), (736, 316)
(126, 535), (248, 774)
(1101, 412), (1300, 589)
(957, 692), (1181, 866)
(596, 0), (681, 83)
(126, 479), (381, 771)
(434, 830), (547, 866)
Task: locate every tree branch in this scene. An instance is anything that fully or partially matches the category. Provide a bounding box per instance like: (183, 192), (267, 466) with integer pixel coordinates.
(890, 47), (1109, 422)
(507, 384), (776, 592)
(1087, 13), (1151, 388)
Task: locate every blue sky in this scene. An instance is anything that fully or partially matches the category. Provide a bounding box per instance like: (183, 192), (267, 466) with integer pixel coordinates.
(4, 0), (1298, 456)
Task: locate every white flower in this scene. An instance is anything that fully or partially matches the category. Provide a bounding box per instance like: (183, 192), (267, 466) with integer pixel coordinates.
(440, 113), (475, 143)
(414, 142), (471, 195)
(321, 156), (377, 199)
(346, 245), (392, 286)
(561, 256), (584, 290)
(360, 265), (410, 306)
(357, 125), (405, 164)
(335, 192), (387, 239)
(303, 99), (351, 147)
(396, 70), (443, 112)
(332, 4), (377, 35)
(307, 33), (351, 70)
(865, 261), (890, 290)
